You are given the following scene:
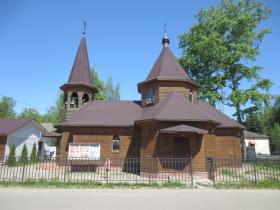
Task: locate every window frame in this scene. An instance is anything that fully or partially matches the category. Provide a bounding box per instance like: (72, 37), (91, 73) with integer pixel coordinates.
(146, 88), (154, 105)
(188, 92), (193, 103)
(112, 134), (121, 153)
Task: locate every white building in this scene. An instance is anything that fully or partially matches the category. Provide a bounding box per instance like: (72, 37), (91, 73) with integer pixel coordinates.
(244, 130), (270, 155)
(0, 119), (52, 158)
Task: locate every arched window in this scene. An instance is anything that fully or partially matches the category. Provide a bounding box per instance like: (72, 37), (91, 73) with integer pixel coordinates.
(82, 93), (89, 105)
(70, 92), (78, 108)
(146, 88), (154, 104)
(112, 134), (120, 152)
(188, 92), (193, 103)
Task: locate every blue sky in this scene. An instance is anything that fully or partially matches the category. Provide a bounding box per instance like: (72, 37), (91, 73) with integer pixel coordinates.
(0, 0), (279, 117)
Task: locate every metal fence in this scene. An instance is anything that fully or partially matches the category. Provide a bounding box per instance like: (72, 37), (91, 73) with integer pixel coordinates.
(0, 157), (193, 185)
(208, 158), (280, 184)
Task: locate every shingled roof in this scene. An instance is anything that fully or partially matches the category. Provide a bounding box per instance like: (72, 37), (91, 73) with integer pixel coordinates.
(136, 92), (219, 124)
(61, 36), (96, 90)
(59, 92), (243, 128)
(59, 100), (142, 127)
(138, 35), (198, 90)
(196, 102), (244, 128)
(160, 124), (208, 134)
(145, 47), (189, 81)
(0, 119), (32, 135)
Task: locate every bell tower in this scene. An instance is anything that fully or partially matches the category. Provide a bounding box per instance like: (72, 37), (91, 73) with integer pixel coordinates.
(60, 30), (98, 121)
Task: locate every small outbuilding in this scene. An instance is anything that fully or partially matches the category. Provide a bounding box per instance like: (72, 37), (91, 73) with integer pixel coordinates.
(244, 130), (270, 156)
(0, 119), (52, 158)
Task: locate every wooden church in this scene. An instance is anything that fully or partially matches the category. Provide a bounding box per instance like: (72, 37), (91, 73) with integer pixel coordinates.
(56, 31), (243, 172)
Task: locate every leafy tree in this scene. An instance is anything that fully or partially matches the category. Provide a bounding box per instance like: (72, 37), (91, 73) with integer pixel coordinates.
(179, 0), (272, 122)
(91, 68), (106, 100)
(91, 68), (120, 101)
(0, 96), (16, 118)
(105, 76), (120, 101)
(271, 123), (280, 146)
(7, 144), (16, 166)
(30, 143), (37, 163)
(43, 93), (64, 124)
(18, 108), (42, 122)
(19, 144), (28, 164)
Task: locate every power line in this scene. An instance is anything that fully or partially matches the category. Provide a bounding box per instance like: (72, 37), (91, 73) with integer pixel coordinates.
(0, 94), (48, 112)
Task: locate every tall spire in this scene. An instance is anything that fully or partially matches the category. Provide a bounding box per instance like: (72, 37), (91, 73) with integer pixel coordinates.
(162, 24), (170, 48)
(60, 26), (97, 91)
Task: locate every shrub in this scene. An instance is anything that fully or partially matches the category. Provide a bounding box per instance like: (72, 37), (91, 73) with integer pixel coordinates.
(7, 144), (16, 166)
(30, 143), (37, 163)
(19, 144), (28, 164)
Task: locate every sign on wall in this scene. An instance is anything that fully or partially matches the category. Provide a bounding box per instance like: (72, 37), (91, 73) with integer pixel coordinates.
(68, 143), (100, 160)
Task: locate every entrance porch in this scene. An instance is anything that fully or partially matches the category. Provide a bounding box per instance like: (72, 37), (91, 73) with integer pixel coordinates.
(140, 124), (209, 173)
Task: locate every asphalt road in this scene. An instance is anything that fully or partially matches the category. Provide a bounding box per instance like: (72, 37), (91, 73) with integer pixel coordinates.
(0, 188), (279, 210)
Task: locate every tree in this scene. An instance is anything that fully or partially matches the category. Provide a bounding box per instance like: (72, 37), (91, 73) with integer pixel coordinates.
(179, 0), (272, 122)
(30, 143), (37, 163)
(105, 76), (120, 101)
(0, 96), (16, 118)
(91, 68), (106, 100)
(7, 144), (16, 166)
(43, 93), (64, 124)
(271, 123), (280, 146)
(19, 144), (28, 164)
(18, 108), (42, 122)
(91, 68), (120, 101)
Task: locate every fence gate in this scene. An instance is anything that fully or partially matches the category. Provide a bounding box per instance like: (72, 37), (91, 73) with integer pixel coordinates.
(207, 157), (214, 181)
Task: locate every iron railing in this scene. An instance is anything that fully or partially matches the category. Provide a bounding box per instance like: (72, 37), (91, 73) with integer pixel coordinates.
(0, 157), (193, 185)
(207, 158), (280, 184)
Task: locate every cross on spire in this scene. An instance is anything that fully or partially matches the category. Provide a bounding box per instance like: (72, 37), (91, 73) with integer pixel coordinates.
(82, 21), (86, 36)
(162, 23), (170, 47)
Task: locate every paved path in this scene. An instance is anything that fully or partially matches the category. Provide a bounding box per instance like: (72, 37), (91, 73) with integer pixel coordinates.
(0, 188), (279, 210)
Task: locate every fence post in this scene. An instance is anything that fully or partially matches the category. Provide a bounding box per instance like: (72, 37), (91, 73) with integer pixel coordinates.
(207, 157), (215, 185)
(190, 157), (193, 188)
(63, 159), (67, 183)
(21, 162), (26, 182)
(253, 159), (257, 184)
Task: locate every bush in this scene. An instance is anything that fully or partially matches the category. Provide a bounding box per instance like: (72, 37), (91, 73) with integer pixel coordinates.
(19, 144), (28, 164)
(7, 144), (16, 166)
(271, 123), (280, 146)
(30, 143), (37, 163)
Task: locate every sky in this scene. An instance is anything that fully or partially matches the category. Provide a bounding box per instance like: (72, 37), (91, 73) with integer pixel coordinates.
(0, 0), (279, 117)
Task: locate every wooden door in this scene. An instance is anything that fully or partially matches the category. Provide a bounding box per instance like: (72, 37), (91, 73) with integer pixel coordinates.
(173, 138), (190, 158)
(0, 136), (7, 157)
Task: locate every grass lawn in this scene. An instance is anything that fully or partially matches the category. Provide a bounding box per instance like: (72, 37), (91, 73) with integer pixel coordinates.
(0, 180), (190, 189)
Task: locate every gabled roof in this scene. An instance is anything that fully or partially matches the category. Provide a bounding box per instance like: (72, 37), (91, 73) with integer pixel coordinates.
(136, 92), (219, 124)
(59, 100), (142, 127)
(0, 119), (32, 135)
(196, 102), (244, 128)
(244, 130), (268, 139)
(61, 36), (95, 90)
(145, 47), (189, 82)
(160, 124), (208, 134)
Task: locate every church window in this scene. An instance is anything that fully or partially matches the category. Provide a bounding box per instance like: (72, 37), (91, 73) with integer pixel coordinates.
(82, 93), (89, 105)
(188, 92), (193, 103)
(146, 88), (154, 104)
(112, 134), (120, 152)
(70, 92), (78, 108)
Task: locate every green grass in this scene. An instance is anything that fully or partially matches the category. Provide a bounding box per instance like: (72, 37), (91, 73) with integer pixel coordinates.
(214, 180), (280, 189)
(0, 180), (190, 189)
